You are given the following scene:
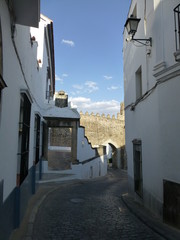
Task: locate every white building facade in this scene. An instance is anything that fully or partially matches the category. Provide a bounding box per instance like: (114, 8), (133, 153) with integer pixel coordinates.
(0, 1), (55, 239)
(123, 0), (180, 228)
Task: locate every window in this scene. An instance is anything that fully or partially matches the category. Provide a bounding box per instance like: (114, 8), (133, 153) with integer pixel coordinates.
(34, 114), (40, 164)
(135, 66), (142, 100)
(0, 17), (3, 78)
(46, 67), (53, 101)
(0, 18), (7, 117)
(133, 139), (143, 198)
(17, 93), (31, 185)
(174, 4), (180, 51)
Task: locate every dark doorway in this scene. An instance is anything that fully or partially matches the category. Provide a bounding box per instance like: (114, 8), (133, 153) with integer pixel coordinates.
(163, 180), (180, 229)
(133, 139), (143, 198)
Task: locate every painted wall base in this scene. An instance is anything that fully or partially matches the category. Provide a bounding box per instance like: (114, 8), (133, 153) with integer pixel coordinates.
(0, 161), (41, 240)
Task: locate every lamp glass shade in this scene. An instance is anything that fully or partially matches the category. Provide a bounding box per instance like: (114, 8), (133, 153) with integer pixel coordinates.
(125, 17), (141, 35)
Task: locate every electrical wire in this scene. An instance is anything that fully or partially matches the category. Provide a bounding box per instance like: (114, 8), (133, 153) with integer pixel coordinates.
(125, 76), (173, 111)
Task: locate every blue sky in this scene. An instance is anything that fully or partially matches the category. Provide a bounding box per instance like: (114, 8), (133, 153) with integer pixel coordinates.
(41, 0), (131, 116)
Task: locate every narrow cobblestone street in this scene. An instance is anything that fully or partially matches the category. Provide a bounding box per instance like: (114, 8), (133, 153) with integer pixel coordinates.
(32, 169), (165, 240)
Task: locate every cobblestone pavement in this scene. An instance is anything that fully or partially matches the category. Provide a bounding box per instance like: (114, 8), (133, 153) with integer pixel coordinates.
(32, 169), (165, 240)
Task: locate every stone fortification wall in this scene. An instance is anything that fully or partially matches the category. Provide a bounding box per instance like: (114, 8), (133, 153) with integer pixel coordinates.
(79, 103), (125, 148)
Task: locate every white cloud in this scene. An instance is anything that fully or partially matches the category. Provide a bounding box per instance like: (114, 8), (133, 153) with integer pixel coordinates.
(72, 84), (83, 90)
(69, 96), (120, 116)
(62, 73), (68, 77)
(61, 39), (75, 47)
(107, 86), (119, 90)
(72, 81), (98, 94)
(103, 75), (113, 80)
(55, 74), (60, 80)
(55, 74), (63, 83)
(70, 97), (91, 103)
(85, 81), (99, 93)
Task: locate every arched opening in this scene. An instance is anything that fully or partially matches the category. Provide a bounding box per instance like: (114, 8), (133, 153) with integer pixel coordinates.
(102, 138), (127, 170)
(106, 143), (119, 168)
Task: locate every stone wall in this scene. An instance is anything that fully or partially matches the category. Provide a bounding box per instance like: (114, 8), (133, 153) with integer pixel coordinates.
(79, 103), (125, 149)
(49, 128), (72, 147)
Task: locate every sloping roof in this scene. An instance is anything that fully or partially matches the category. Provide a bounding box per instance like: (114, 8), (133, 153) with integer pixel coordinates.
(43, 105), (80, 120)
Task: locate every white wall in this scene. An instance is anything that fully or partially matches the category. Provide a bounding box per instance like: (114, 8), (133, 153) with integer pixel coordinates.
(77, 127), (96, 162)
(124, 0), (180, 214)
(81, 155), (107, 179)
(0, 1), (26, 201)
(0, 2), (51, 201)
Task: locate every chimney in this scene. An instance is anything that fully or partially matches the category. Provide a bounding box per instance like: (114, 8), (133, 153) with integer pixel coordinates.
(55, 91), (68, 108)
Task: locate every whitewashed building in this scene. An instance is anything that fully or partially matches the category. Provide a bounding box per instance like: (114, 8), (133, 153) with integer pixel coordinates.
(41, 91), (107, 181)
(123, 0), (180, 228)
(0, 1), (55, 239)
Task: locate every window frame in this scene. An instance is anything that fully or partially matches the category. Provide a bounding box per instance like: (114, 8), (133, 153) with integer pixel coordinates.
(17, 93), (31, 185)
(133, 139), (143, 198)
(174, 4), (180, 51)
(34, 114), (41, 164)
(135, 66), (142, 100)
(0, 17), (7, 119)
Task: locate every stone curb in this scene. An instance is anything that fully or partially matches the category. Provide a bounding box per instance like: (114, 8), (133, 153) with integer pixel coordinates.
(121, 193), (180, 240)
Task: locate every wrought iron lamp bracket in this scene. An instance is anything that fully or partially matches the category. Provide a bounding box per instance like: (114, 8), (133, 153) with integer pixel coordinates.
(132, 37), (152, 47)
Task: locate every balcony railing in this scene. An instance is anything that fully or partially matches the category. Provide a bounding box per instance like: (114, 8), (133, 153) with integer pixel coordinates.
(174, 4), (180, 51)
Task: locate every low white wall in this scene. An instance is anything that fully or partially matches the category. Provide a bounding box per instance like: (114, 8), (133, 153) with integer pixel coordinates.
(81, 155), (107, 179)
(48, 146), (71, 151)
(77, 127), (96, 162)
(41, 154), (107, 180)
(41, 126), (107, 180)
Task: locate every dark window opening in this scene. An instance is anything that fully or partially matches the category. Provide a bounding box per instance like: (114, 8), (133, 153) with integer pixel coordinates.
(133, 139), (143, 198)
(164, 180), (180, 229)
(0, 17), (3, 78)
(17, 93), (31, 185)
(42, 122), (47, 158)
(136, 66), (142, 100)
(0, 18), (7, 119)
(46, 67), (53, 101)
(34, 114), (40, 164)
(174, 4), (180, 51)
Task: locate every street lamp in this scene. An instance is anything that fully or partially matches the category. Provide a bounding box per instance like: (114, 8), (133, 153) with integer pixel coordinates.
(125, 16), (152, 46)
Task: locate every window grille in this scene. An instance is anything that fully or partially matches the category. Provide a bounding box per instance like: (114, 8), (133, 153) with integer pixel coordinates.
(133, 139), (143, 198)
(18, 93), (31, 185)
(136, 66), (142, 100)
(174, 4), (180, 51)
(34, 114), (40, 164)
(46, 67), (53, 101)
(0, 18), (2, 77)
